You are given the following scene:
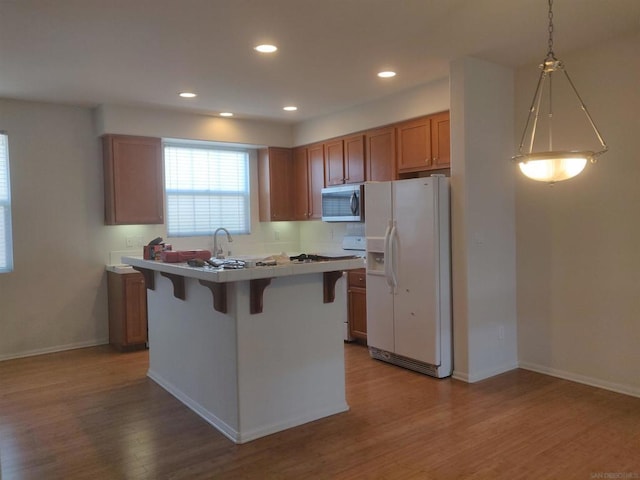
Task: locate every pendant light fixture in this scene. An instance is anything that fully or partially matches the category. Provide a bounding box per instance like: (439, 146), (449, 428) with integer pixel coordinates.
(513, 0), (607, 183)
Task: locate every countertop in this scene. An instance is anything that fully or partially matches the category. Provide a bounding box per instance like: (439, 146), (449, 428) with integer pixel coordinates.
(122, 256), (365, 283)
(105, 265), (137, 274)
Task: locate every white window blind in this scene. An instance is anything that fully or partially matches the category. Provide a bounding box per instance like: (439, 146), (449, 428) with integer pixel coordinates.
(164, 143), (250, 237)
(0, 131), (13, 273)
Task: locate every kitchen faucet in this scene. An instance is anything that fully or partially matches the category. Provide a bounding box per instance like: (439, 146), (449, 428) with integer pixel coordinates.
(213, 227), (233, 259)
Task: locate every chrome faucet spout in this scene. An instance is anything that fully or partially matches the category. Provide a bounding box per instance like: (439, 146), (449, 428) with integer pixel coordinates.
(213, 227), (233, 259)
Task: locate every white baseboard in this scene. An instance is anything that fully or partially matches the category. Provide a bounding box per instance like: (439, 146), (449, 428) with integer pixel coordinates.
(0, 338), (109, 362)
(452, 361), (519, 383)
(147, 368), (241, 443)
(147, 368), (350, 444)
(519, 361), (640, 399)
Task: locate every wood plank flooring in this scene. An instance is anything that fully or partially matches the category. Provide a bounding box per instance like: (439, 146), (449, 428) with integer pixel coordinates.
(0, 343), (639, 479)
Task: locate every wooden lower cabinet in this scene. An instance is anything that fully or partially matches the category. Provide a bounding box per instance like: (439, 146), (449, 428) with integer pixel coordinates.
(107, 271), (148, 351)
(347, 269), (367, 342)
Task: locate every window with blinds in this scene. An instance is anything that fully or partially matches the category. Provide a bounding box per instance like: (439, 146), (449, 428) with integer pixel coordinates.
(164, 143), (251, 237)
(0, 131), (13, 273)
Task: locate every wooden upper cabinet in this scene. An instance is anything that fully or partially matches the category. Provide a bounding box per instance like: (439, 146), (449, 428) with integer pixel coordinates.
(292, 146), (310, 220)
(308, 143), (325, 219)
(103, 134), (164, 225)
(396, 116), (433, 172)
(344, 134), (365, 184)
(258, 111), (449, 222)
(324, 139), (345, 186)
(324, 135), (365, 186)
(396, 111), (450, 174)
(258, 147), (292, 222)
(431, 111), (450, 169)
(366, 127), (395, 182)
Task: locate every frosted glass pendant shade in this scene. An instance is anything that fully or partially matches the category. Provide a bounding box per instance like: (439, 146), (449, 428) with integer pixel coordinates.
(517, 151), (591, 182)
(513, 0), (607, 183)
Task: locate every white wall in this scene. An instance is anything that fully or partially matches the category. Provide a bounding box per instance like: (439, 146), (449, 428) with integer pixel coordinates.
(293, 78), (450, 146)
(449, 57), (518, 382)
(96, 104), (294, 147)
(0, 99), (110, 358)
(0, 100), (298, 360)
(515, 32), (640, 396)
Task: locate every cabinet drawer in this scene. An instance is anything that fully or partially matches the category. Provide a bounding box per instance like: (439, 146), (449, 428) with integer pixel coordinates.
(348, 269), (366, 288)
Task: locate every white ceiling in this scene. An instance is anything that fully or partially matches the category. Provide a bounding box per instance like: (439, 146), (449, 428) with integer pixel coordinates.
(1, 0), (638, 124)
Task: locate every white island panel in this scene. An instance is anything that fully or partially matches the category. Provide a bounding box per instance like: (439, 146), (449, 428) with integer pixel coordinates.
(123, 257), (355, 443)
(146, 276), (241, 440)
(235, 273), (348, 440)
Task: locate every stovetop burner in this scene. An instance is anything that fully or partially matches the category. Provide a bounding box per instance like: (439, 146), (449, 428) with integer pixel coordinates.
(289, 253), (360, 263)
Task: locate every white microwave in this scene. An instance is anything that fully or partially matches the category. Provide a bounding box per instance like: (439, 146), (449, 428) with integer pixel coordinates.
(321, 184), (364, 222)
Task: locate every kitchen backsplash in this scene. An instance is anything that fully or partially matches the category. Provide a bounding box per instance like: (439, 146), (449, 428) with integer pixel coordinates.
(107, 221), (363, 265)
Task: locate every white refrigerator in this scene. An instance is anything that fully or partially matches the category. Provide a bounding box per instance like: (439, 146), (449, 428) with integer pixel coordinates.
(365, 176), (452, 378)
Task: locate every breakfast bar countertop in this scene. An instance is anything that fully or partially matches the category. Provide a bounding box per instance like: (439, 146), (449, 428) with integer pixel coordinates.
(122, 255), (365, 283)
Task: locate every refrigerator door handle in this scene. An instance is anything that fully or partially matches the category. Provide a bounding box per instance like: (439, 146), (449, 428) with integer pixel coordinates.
(383, 221), (393, 289)
(389, 222), (398, 290)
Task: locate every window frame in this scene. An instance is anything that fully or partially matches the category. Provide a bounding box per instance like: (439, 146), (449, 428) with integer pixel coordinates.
(162, 140), (252, 238)
(0, 131), (13, 273)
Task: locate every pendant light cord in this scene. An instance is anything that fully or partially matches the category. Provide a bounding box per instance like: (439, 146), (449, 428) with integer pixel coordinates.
(547, 0), (556, 60)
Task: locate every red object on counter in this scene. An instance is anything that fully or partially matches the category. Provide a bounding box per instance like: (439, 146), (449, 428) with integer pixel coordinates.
(161, 249), (212, 263)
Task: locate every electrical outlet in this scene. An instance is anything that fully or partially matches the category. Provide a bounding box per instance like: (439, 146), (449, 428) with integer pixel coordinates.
(274, 230), (280, 241)
(126, 236), (144, 248)
(498, 325), (505, 341)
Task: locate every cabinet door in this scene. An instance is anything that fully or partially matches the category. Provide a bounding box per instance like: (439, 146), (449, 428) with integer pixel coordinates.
(258, 147), (292, 221)
(124, 273), (148, 345)
(103, 135), (164, 225)
(348, 269), (367, 342)
(396, 117), (432, 172)
(366, 127), (395, 181)
(108, 271), (147, 350)
(308, 143), (325, 219)
(324, 139), (345, 186)
(431, 111), (450, 168)
(292, 146), (310, 220)
(344, 134), (365, 184)
(348, 287), (367, 341)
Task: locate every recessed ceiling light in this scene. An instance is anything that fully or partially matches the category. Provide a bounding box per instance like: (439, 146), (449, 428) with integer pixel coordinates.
(255, 44), (278, 53)
(179, 92), (197, 98)
(377, 71), (396, 78)
(283, 106), (298, 112)
(220, 112), (234, 117)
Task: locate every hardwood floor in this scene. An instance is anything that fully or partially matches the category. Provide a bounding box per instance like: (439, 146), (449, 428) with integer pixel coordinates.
(0, 344), (638, 479)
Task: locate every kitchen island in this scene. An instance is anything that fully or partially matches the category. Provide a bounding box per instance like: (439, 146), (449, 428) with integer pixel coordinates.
(123, 256), (364, 443)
